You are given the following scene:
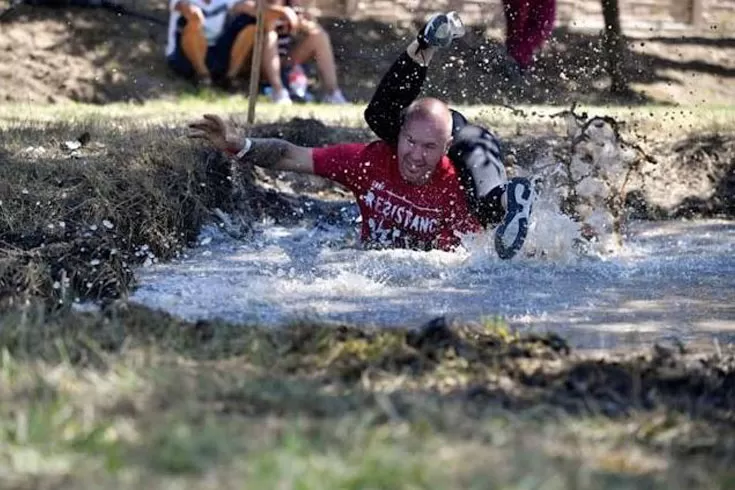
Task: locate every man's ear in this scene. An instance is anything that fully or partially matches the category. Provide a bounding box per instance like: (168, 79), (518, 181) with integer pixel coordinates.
(444, 136), (453, 153)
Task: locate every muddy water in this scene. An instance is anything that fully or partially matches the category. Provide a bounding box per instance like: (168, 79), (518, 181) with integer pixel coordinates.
(129, 203), (735, 350)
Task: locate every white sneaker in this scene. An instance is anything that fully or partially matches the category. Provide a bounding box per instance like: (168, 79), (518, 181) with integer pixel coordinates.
(417, 11), (466, 50)
(270, 88), (292, 105)
(494, 177), (536, 260)
(322, 89), (348, 104)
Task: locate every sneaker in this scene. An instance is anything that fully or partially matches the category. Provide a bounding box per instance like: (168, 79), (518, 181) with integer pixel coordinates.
(270, 88), (292, 105)
(194, 74), (213, 89)
(322, 89), (348, 104)
(494, 177), (536, 260)
(221, 76), (245, 93)
(417, 11), (466, 50)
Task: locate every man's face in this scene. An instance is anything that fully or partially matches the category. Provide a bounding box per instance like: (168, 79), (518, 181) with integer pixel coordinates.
(396, 116), (451, 186)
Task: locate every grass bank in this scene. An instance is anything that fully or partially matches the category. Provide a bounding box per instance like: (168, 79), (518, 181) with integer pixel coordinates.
(2, 303), (735, 489)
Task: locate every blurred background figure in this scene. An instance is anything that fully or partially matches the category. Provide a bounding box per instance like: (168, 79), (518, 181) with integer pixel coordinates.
(502, 0), (556, 71)
(270, 0), (348, 104)
(165, 0), (298, 104)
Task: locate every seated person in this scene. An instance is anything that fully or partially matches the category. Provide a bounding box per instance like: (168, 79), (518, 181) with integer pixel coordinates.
(165, 0), (298, 103)
(264, 0), (348, 104)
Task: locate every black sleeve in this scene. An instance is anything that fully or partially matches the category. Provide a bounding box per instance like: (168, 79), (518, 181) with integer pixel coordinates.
(450, 109), (468, 138)
(364, 51), (427, 146)
(364, 50), (471, 145)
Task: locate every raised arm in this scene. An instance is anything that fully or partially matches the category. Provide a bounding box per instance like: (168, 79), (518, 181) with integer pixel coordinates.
(188, 114), (315, 174)
(363, 46), (428, 146)
(364, 22), (470, 145)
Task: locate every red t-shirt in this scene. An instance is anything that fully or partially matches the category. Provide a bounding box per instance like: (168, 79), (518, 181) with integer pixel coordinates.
(312, 140), (481, 251)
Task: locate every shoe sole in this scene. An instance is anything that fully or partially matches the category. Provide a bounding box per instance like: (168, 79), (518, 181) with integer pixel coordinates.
(495, 177), (534, 260)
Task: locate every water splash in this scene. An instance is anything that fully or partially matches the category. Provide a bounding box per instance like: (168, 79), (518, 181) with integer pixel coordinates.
(128, 112), (734, 348)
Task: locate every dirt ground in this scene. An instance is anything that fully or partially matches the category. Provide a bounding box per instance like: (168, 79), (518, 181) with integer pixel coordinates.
(1, 0), (735, 105)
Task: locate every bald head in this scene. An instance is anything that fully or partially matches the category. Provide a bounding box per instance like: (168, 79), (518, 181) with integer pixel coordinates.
(402, 97), (453, 141)
(396, 97), (454, 185)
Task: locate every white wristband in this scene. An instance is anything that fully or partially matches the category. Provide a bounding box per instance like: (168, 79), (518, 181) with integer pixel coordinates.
(235, 138), (253, 160)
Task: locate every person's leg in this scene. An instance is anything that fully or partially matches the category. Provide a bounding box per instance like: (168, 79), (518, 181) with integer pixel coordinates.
(213, 13), (290, 101)
(261, 30), (291, 102)
(448, 125), (508, 228)
(214, 14), (257, 82)
(448, 125), (535, 259)
(521, 0), (556, 66)
(448, 124), (535, 259)
(177, 15), (211, 83)
(503, 0), (536, 70)
(286, 21), (346, 102)
(217, 12), (291, 82)
(167, 26), (197, 81)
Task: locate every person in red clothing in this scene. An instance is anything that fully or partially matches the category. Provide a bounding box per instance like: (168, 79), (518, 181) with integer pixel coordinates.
(312, 98), (480, 251)
(188, 12), (536, 258)
(502, 0), (556, 70)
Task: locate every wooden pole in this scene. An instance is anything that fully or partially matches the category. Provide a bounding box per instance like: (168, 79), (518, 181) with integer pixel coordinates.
(247, 0), (267, 124)
(691, 0), (704, 27)
(601, 0), (626, 93)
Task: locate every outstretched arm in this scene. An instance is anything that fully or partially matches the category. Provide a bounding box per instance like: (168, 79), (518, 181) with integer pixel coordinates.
(188, 114), (315, 174)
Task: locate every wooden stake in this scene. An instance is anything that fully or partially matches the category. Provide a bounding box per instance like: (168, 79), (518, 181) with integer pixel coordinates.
(247, 0), (267, 124)
(691, 0), (704, 27)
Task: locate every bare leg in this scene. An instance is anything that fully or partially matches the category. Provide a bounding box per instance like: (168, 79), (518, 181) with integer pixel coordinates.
(226, 24), (256, 80)
(288, 23), (339, 93)
(261, 29), (287, 94)
(226, 10), (296, 82)
(180, 17), (210, 79)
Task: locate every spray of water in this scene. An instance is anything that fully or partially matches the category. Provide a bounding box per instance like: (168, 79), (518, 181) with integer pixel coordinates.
(479, 106), (650, 262)
(127, 107), (735, 349)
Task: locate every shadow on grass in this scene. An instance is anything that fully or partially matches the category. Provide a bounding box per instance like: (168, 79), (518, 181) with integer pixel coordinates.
(3, 301), (734, 426)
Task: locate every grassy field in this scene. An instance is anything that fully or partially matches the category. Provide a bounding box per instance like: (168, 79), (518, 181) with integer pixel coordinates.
(1, 98), (735, 489)
(4, 95), (735, 134)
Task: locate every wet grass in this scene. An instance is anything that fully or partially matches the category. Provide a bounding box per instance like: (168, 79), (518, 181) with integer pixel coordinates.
(1, 101), (735, 488)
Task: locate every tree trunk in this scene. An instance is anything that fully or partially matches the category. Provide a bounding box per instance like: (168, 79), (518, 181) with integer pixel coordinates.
(601, 0), (627, 93)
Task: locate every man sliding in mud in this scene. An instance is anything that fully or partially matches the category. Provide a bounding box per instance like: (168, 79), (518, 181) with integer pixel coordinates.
(189, 12), (536, 259)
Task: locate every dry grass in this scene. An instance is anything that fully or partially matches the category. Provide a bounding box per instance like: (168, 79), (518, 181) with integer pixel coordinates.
(0, 115), (320, 308)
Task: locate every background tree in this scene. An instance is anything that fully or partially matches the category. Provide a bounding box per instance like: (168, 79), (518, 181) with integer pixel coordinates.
(601, 0), (627, 93)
